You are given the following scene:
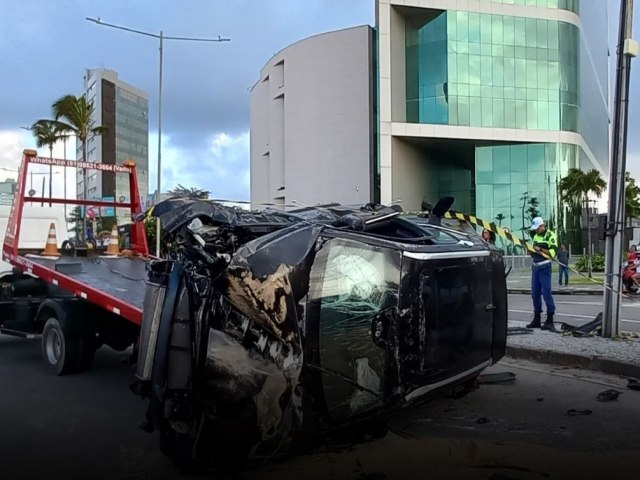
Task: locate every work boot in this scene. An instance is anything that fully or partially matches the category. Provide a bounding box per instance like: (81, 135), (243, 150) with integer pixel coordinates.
(541, 314), (556, 332)
(526, 314), (541, 329)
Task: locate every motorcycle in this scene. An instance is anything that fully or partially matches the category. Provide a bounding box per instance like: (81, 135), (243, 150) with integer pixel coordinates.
(622, 261), (640, 294)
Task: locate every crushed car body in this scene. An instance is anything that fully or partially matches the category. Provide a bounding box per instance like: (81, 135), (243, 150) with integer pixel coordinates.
(133, 197), (508, 468)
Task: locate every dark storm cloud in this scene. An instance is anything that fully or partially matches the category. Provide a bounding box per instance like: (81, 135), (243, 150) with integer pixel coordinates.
(0, 0), (373, 199)
(0, 0), (373, 140)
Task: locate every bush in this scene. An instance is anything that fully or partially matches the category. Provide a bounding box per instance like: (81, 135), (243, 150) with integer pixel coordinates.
(575, 253), (605, 272)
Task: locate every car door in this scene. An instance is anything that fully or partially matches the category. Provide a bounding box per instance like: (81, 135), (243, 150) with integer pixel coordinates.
(397, 249), (495, 399)
(306, 236), (401, 422)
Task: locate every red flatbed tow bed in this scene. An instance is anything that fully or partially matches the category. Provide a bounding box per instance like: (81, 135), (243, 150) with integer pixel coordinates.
(1, 149), (150, 373)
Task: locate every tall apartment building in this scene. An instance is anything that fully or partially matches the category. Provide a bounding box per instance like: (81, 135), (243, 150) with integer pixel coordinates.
(0, 178), (16, 205)
(78, 69), (149, 220)
(251, 0), (609, 238)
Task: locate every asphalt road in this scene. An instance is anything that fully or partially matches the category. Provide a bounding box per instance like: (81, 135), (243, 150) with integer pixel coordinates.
(509, 293), (640, 334)
(1, 335), (639, 480)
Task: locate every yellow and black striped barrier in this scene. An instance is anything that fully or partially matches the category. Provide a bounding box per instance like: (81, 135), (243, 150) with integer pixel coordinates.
(400, 209), (537, 255)
(443, 211), (537, 255)
(400, 209), (640, 306)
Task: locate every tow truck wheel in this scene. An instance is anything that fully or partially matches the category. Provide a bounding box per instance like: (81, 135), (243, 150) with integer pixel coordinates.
(42, 316), (81, 376)
(158, 429), (199, 473)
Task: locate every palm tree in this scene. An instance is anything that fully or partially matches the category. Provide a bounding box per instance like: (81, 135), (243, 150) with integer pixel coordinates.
(30, 120), (66, 207)
(52, 95), (107, 240)
(625, 172), (640, 225)
(559, 168), (607, 278)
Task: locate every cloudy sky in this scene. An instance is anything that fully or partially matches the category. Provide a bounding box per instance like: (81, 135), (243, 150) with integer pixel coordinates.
(0, 0), (637, 202)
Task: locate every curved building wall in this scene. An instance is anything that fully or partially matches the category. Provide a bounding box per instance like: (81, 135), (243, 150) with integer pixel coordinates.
(250, 26), (376, 208)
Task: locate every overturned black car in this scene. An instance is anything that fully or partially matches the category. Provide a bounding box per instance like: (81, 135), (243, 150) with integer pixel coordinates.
(133, 197), (508, 469)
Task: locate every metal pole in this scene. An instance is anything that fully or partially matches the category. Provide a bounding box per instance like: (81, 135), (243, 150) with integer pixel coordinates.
(63, 137), (67, 220)
(603, 0), (635, 338)
(84, 18), (230, 257)
(156, 31), (163, 257)
(49, 155), (53, 208)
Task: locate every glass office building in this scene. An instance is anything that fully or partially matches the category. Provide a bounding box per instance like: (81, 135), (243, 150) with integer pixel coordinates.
(79, 69), (149, 222)
(377, 0), (608, 237)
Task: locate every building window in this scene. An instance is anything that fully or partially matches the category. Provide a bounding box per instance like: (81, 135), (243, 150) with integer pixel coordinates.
(405, 11), (579, 132)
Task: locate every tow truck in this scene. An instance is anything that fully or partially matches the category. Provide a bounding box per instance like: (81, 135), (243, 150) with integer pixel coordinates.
(1, 149), (150, 374)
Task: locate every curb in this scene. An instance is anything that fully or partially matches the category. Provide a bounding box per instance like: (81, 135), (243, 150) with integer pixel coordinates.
(506, 345), (640, 379)
(508, 288), (602, 295)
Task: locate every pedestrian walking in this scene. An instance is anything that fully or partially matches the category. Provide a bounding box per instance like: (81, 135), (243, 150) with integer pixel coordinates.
(558, 244), (570, 287)
(526, 217), (558, 331)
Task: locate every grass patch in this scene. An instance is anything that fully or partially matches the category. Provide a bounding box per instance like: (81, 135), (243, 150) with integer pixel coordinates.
(567, 276), (604, 286)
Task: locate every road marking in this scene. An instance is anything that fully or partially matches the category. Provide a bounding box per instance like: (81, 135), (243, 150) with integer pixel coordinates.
(510, 309), (590, 319)
(554, 301), (601, 306)
(555, 301), (640, 309)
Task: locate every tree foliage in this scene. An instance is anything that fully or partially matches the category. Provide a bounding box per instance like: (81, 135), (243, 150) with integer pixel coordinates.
(52, 95), (108, 148)
(559, 168), (606, 277)
(50, 94), (107, 241)
(559, 168), (607, 208)
(30, 120), (66, 157)
(625, 172), (640, 221)
(167, 184), (210, 200)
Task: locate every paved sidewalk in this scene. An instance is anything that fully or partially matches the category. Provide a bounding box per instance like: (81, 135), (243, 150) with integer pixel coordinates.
(507, 266), (603, 295)
(505, 319), (640, 379)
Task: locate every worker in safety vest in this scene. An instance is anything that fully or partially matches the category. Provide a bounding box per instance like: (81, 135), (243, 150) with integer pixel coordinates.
(526, 216), (558, 331)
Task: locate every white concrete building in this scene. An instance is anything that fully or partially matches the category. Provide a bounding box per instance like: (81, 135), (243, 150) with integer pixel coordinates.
(250, 0), (608, 246)
(250, 26), (377, 209)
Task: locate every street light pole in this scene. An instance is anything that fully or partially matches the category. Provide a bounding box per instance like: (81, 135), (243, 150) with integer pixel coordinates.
(157, 30), (164, 258)
(85, 17), (230, 256)
(603, 0), (637, 338)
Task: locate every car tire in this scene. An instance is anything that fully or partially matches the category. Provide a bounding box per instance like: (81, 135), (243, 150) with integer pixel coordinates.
(41, 315), (82, 376)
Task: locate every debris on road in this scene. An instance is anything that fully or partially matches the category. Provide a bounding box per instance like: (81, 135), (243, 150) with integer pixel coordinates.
(627, 379), (640, 391)
(560, 313), (602, 337)
(566, 409), (592, 416)
(507, 327), (533, 335)
(596, 389), (622, 402)
(477, 372), (516, 385)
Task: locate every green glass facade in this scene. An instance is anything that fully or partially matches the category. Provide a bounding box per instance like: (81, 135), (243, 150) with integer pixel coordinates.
(406, 11), (579, 132)
(475, 143), (578, 238)
(490, 0), (578, 13)
(401, 3), (585, 239)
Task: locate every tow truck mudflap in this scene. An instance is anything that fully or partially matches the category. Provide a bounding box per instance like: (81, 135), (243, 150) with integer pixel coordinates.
(135, 260), (184, 430)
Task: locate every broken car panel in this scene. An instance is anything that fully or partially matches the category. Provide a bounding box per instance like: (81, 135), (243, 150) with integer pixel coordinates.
(133, 198), (508, 468)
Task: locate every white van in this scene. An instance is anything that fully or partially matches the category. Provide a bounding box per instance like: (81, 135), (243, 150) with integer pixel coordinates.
(0, 204), (69, 272)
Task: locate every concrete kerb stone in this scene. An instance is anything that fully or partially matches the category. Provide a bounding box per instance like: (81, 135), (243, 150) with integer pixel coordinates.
(506, 345), (640, 379)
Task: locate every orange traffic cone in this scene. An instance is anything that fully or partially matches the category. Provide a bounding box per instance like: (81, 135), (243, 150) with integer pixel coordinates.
(105, 225), (120, 256)
(42, 223), (60, 257)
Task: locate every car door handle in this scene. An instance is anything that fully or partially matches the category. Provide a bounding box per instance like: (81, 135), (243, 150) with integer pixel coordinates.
(485, 303), (496, 311)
